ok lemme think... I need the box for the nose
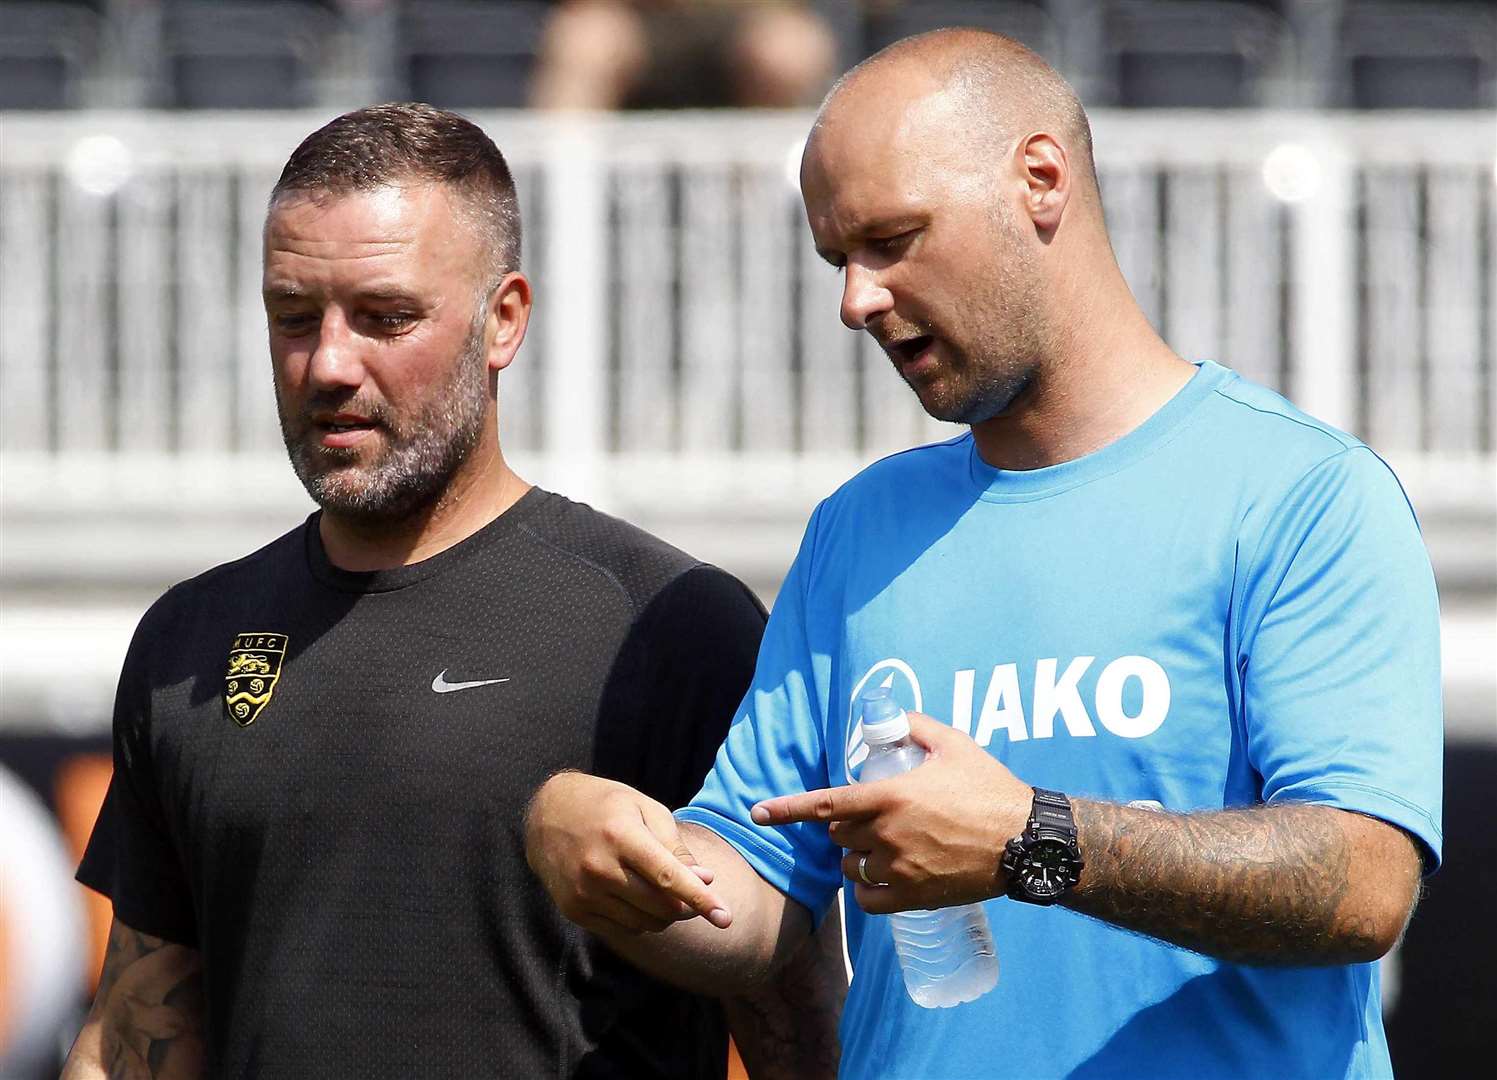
[839,261,893,331]
[305,307,365,392]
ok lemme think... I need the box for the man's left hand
[751,714,1033,913]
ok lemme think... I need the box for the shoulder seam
[1208,384,1361,452]
[679,562,769,618]
[516,521,692,616]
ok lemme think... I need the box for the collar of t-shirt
[964,359,1230,503]
[303,485,551,593]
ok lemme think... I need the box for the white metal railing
[1,110,1493,516]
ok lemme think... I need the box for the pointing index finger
[751,783,880,826]
[617,827,732,929]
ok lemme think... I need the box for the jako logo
[844,655,1172,776]
[845,658,923,780]
[953,656,1171,745]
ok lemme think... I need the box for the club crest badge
[223,632,288,727]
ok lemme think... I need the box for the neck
[317,436,530,572]
[970,252,1196,471]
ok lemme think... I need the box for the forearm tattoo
[724,904,845,1080]
[1063,800,1407,966]
[93,920,206,1079]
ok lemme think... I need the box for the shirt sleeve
[677,506,845,922]
[1237,445,1444,870]
[76,595,199,944]
[601,564,769,810]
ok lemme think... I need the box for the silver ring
[856,852,877,887]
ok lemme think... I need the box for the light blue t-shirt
[678,361,1443,1080]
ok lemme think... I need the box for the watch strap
[1028,788,1075,838]
[1002,788,1084,905]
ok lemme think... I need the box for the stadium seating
[0,1,104,108]
[3,0,1494,112]
[864,0,1062,67]
[157,0,341,109]
[392,0,550,108]
[1341,1,1497,108]
[1103,0,1293,107]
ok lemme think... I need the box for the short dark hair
[270,102,521,283]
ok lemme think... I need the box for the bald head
[812,28,1098,199]
[795,29,1183,449]
[794,29,1134,429]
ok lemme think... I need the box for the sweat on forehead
[811,28,1094,178]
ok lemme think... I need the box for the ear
[484,271,532,373]
[1016,132,1071,235]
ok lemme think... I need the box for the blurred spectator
[0,764,88,1078]
[532,0,838,108]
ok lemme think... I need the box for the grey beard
[280,321,490,524]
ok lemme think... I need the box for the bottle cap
[860,686,910,745]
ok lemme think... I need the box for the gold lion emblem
[223,633,288,727]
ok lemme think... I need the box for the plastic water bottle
[857,686,999,1008]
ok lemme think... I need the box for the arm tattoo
[1062,800,1415,966]
[723,903,845,1080]
[93,920,207,1079]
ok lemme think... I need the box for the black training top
[78,487,768,1079]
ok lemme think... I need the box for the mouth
[312,411,379,449]
[886,334,937,374]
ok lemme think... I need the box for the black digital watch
[1001,788,1084,905]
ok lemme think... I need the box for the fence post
[1288,127,1357,434]
[541,120,608,505]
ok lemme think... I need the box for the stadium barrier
[1,110,1491,514]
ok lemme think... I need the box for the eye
[868,230,917,256]
[370,312,417,334]
[271,312,318,335]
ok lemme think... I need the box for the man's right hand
[525,772,822,1001]
[524,771,734,936]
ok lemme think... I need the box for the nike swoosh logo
[431,670,511,694]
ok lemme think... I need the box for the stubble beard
[904,290,1049,426]
[913,210,1049,426]
[938,315,1046,426]
[279,312,491,524]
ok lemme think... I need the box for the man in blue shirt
[525,28,1441,1080]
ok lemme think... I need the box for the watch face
[1020,839,1078,897]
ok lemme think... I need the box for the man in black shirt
[62,103,844,1080]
